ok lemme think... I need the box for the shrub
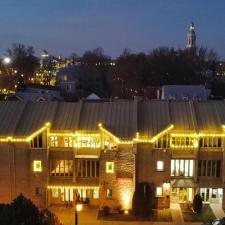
[101,205,110,216]
[193,194,202,213]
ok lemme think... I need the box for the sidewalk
[210,203,225,219]
[170,203,184,225]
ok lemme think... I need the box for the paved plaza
[50,204,203,225]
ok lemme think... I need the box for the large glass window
[171,136,197,148]
[74,136,100,148]
[199,137,222,148]
[198,160,221,177]
[77,159,99,177]
[50,160,73,176]
[171,159,194,177]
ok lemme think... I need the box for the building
[186,21,196,49]
[6,84,62,102]
[56,65,104,99]
[161,85,211,101]
[56,65,79,94]
[0,100,225,211]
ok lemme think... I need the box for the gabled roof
[0,100,225,138]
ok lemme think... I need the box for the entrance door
[171,188,193,202]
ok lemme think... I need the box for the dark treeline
[1,43,224,98]
[0,194,61,225]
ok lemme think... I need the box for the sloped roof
[78,101,137,138]
[161,85,210,100]
[0,100,225,138]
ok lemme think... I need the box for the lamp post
[75,201,82,225]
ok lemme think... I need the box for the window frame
[156,160,164,171]
[33,160,42,172]
[106,162,114,173]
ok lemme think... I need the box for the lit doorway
[172,188,193,202]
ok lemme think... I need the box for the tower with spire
[186,21,196,49]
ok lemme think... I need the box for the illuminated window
[64,137,73,147]
[171,159,194,177]
[107,188,113,198]
[50,136,58,147]
[171,136,197,148]
[50,160,73,176]
[33,160,42,172]
[156,187,163,196]
[93,189,99,199]
[106,162,114,173]
[74,134,101,148]
[52,188,59,198]
[157,161,164,171]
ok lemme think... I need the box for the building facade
[0,100,225,211]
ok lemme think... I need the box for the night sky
[0,0,225,58]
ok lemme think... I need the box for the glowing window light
[106,162,114,173]
[33,160,42,172]
[156,161,164,171]
[156,187,163,196]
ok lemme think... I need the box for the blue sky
[0,0,225,58]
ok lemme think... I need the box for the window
[77,160,99,177]
[35,187,42,196]
[50,136,58,147]
[33,160,42,172]
[200,137,222,148]
[93,189,99,199]
[171,159,194,177]
[50,160,73,176]
[154,134,170,148]
[198,160,221,177]
[106,162,114,173]
[157,161,164,171]
[170,136,197,148]
[156,187,163,196]
[64,137,73,147]
[74,135,101,148]
[52,188,59,198]
[31,134,43,148]
[106,188,113,198]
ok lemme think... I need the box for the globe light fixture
[3,57,11,64]
[75,201,82,225]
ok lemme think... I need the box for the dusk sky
[0,0,225,59]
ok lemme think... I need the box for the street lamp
[3,57,11,64]
[75,201,82,225]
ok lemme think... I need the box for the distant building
[56,65,105,99]
[56,65,78,94]
[7,84,62,102]
[161,85,210,101]
[143,86,161,100]
[186,21,196,49]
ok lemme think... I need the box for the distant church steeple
[186,21,196,49]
